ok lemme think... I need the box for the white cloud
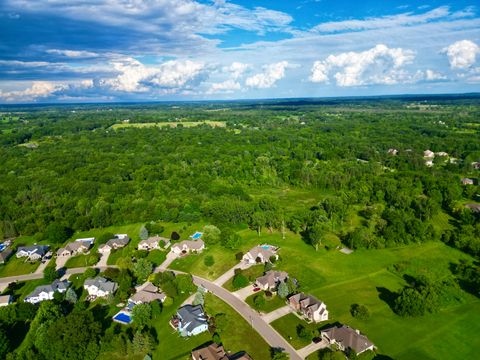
[46,49,99,58]
[207,79,241,94]
[424,69,447,81]
[0,81,66,102]
[102,58,206,92]
[309,44,415,86]
[443,40,479,69]
[246,61,290,88]
[224,62,250,79]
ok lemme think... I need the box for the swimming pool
[0,244,5,252]
[113,311,132,324]
[191,232,203,240]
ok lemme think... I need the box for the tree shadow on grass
[376,287,397,312]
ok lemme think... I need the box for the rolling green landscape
[0,97,479,360]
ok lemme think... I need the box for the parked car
[253,287,261,292]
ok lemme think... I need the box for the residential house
[98,234,130,253]
[129,282,166,305]
[84,277,118,298]
[288,293,328,322]
[425,159,434,167]
[16,245,49,261]
[242,245,278,264]
[435,151,449,157]
[171,239,205,255]
[0,248,13,264]
[174,304,209,337]
[423,150,435,158]
[24,279,70,304]
[0,295,13,307]
[138,236,169,251]
[387,148,398,156]
[321,325,375,355]
[472,162,480,170]
[192,343,228,360]
[465,204,480,213]
[461,178,475,185]
[57,240,92,257]
[255,270,288,291]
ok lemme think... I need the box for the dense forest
[1,98,479,256]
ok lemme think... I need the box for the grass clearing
[0,256,40,277]
[64,252,100,268]
[271,313,318,349]
[111,120,226,130]
[245,291,286,313]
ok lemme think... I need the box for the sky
[0,0,479,103]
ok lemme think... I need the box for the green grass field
[271,313,317,349]
[64,252,100,268]
[0,256,40,277]
[111,120,226,130]
[245,291,286,313]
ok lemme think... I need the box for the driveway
[95,252,109,267]
[212,261,252,286]
[233,285,257,300]
[262,305,292,323]
[154,251,178,272]
[192,274,302,360]
[55,255,71,270]
[297,338,329,358]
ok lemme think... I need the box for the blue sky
[0,0,479,103]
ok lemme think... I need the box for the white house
[424,150,435,158]
[321,325,375,355]
[84,277,118,298]
[175,304,209,337]
[98,234,130,253]
[138,236,168,251]
[57,240,91,257]
[16,245,49,261]
[24,280,70,304]
[243,245,278,264]
[171,240,205,255]
[288,293,328,322]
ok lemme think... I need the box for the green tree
[277,281,289,299]
[133,259,153,281]
[232,273,249,289]
[204,255,215,267]
[132,304,152,329]
[65,288,78,304]
[203,225,221,244]
[44,223,73,244]
[0,328,10,359]
[130,331,153,355]
[350,304,370,320]
[43,266,59,282]
[139,225,149,240]
[253,294,266,308]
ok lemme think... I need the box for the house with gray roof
[84,277,118,298]
[24,279,70,304]
[171,239,205,255]
[288,292,328,322]
[321,325,375,355]
[255,270,289,291]
[57,240,91,257]
[0,248,13,264]
[16,245,49,261]
[243,245,278,264]
[0,295,13,307]
[129,282,166,305]
[98,234,130,253]
[174,304,209,337]
[138,236,169,251]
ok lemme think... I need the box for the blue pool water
[191,232,203,239]
[0,244,5,252]
[261,245,270,249]
[113,312,132,324]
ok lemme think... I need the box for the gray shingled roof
[177,304,208,333]
[322,325,374,354]
[25,279,70,299]
[84,277,118,293]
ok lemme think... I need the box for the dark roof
[17,245,49,256]
[177,304,208,333]
[191,343,228,360]
[322,325,374,354]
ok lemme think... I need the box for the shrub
[170,231,180,241]
[203,225,221,244]
[253,294,266,308]
[350,304,370,320]
[232,273,249,289]
[204,255,215,267]
[235,252,244,261]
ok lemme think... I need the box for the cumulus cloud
[424,69,447,81]
[246,61,290,88]
[102,58,206,92]
[443,40,479,69]
[309,44,415,86]
[224,62,251,79]
[0,81,66,102]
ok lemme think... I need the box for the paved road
[192,274,302,360]
[262,305,292,323]
[297,339,328,358]
[0,257,53,288]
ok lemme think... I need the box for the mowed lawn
[0,256,40,277]
[172,224,479,359]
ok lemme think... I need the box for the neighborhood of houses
[0,229,379,359]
